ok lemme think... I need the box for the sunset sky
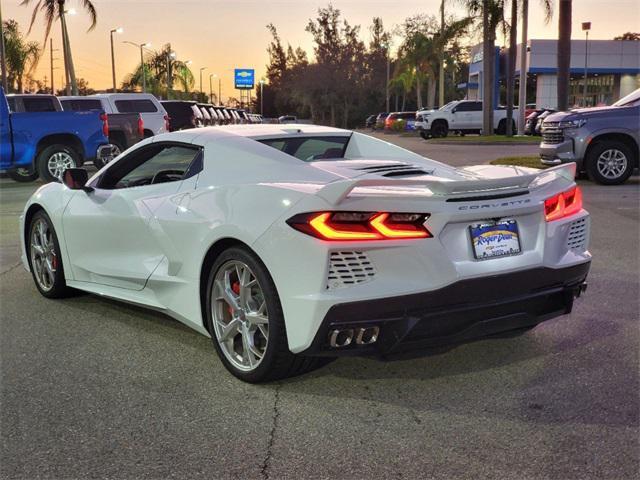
[3,0,639,99]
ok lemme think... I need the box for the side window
[97,144,201,189]
[6,97,16,112]
[114,99,158,113]
[471,102,483,111]
[455,102,471,112]
[22,97,57,112]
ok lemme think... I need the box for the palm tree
[2,19,41,92]
[557,0,572,110]
[504,0,552,136]
[462,0,507,135]
[122,45,194,98]
[390,69,414,111]
[21,0,97,95]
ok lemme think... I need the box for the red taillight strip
[309,213,382,240]
[288,211,431,241]
[370,213,430,239]
[544,186,583,222]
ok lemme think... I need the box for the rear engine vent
[567,217,588,251]
[355,164,432,177]
[327,251,376,289]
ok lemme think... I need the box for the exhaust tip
[329,329,354,348]
[355,326,379,345]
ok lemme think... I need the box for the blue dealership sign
[234,69,255,89]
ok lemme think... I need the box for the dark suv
[160,100,200,131]
[540,89,639,185]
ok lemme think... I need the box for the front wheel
[36,144,80,183]
[431,121,448,138]
[28,211,74,298]
[205,246,328,383]
[586,141,635,185]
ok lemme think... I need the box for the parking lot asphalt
[1,138,638,480]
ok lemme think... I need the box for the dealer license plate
[469,219,521,260]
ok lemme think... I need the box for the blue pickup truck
[0,88,111,183]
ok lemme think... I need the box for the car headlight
[558,119,586,129]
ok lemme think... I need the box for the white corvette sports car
[21,125,591,382]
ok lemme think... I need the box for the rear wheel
[94,140,124,169]
[7,167,38,183]
[36,144,80,183]
[586,141,634,185]
[431,121,448,138]
[205,246,329,383]
[27,211,74,298]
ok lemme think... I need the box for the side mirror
[62,168,90,191]
[451,108,457,113]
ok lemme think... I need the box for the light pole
[212,74,221,104]
[582,22,591,107]
[517,0,529,135]
[199,67,207,99]
[209,73,214,103]
[259,79,265,115]
[124,41,151,93]
[382,42,390,112]
[110,27,123,92]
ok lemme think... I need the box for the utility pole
[50,39,59,94]
[110,27,123,92]
[439,0,445,108]
[0,1,8,92]
[517,0,529,135]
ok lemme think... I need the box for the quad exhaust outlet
[328,326,379,348]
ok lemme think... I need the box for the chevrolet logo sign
[237,71,251,78]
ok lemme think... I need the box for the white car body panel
[21,125,591,355]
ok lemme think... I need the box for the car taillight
[100,113,109,137]
[137,116,144,137]
[544,186,583,222]
[164,114,171,132]
[287,211,431,241]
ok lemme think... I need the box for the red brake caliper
[228,281,241,315]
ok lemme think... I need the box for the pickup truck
[415,100,518,138]
[0,88,110,183]
[540,88,639,185]
[60,96,145,167]
[77,93,169,137]
[6,94,62,112]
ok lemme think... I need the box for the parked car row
[1,91,264,183]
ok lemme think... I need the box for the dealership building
[464,39,640,109]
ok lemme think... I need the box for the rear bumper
[301,262,590,357]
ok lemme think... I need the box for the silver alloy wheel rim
[47,151,75,179]
[30,218,57,292]
[212,260,269,371]
[597,149,627,179]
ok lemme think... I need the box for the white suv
[85,93,169,137]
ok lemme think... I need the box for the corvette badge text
[458,199,531,210]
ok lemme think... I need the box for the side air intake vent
[327,251,376,289]
[567,217,588,251]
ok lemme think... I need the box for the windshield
[613,88,640,107]
[440,101,458,111]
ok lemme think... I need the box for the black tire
[586,141,635,185]
[431,121,448,138]
[94,140,124,169]
[27,210,75,298]
[36,144,80,183]
[7,167,39,182]
[419,130,429,140]
[496,119,515,135]
[205,246,329,383]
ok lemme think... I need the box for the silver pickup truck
[540,89,639,185]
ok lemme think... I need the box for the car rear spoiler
[317,163,576,205]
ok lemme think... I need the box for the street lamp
[212,74,221,105]
[259,79,265,115]
[110,27,124,92]
[199,67,207,98]
[124,41,151,93]
[582,22,591,107]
